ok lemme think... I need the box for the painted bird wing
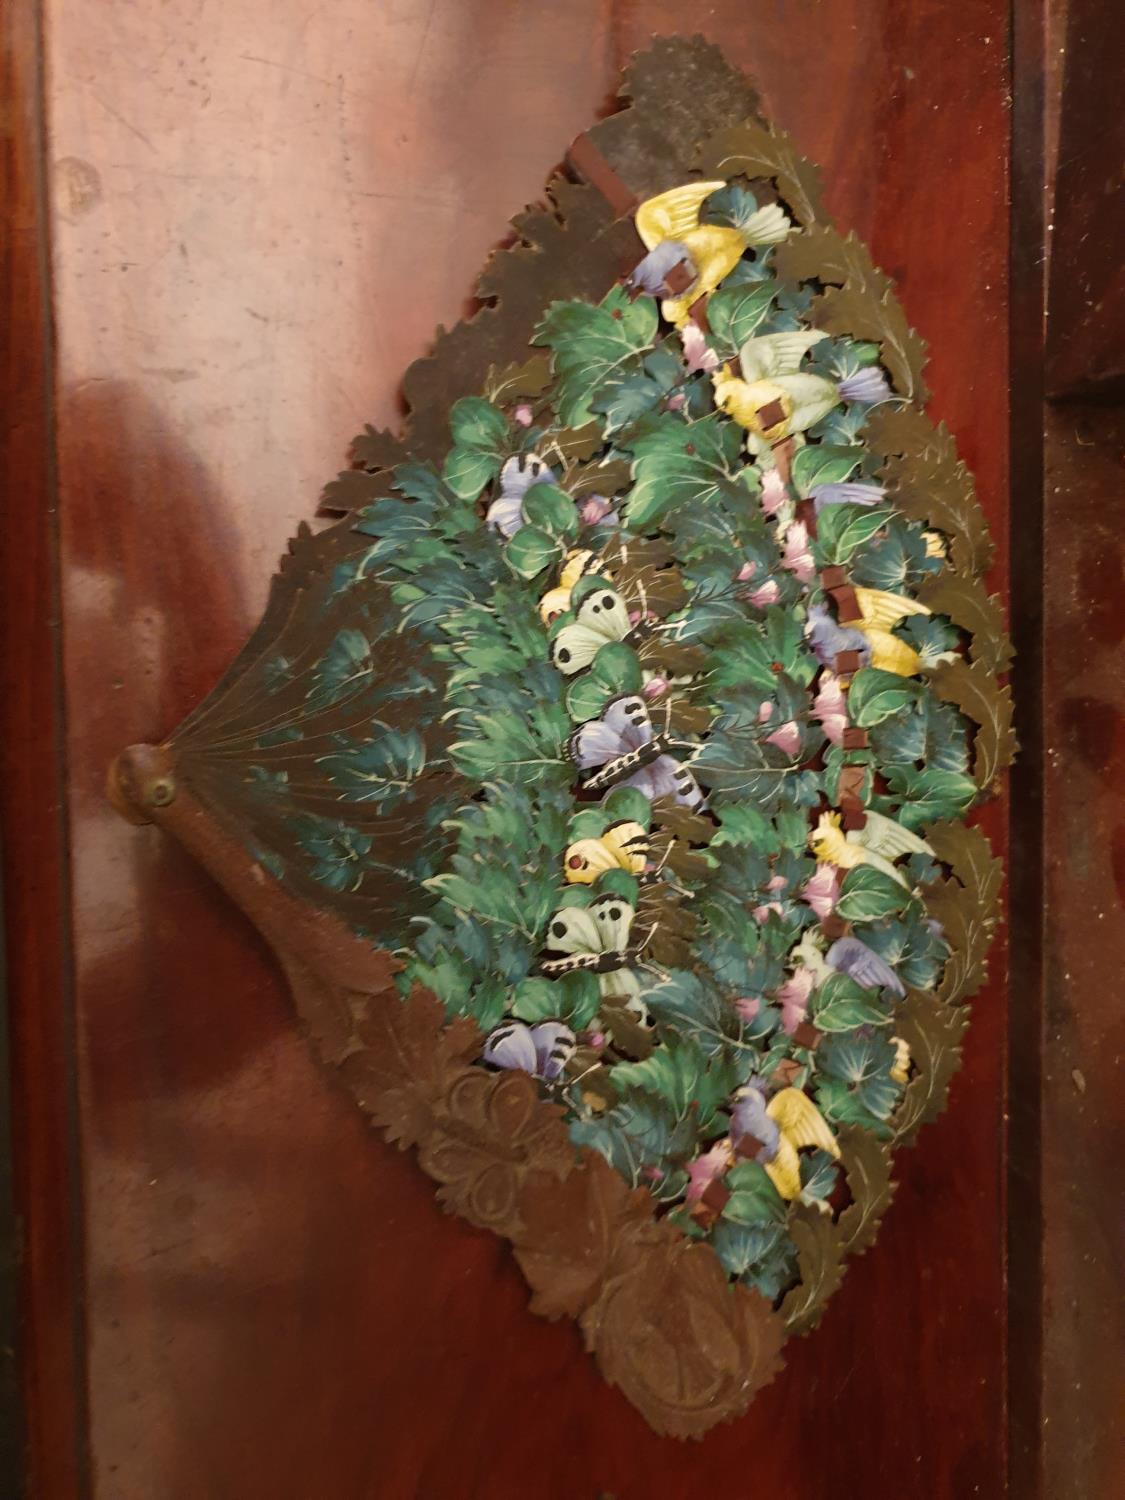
[859,809,934,860]
[767,1088,841,1157]
[738,331,828,381]
[634,180,727,250]
[854,586,932,630]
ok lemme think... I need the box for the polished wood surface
[23,2,1012,1494]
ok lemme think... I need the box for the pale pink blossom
[757,700,775,723]
[685,1140,733,1203]
[781,519,816,583]
[776,967,816,1035]
[765,719,801,757]
[734,996,762,1021]
[737,559,757,581]
[665,392,687,412]
[752,901,784,924]
[513,403,534,427]
[812,669,848,745]
[747,578,780,608]
[760,468,788,517]
[767,874,788,892]
[579,494,615,525]
[642,674,669,700]
[681,323,720,374]
[802,864,841,919]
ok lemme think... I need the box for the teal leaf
[523,482,578,539]
[835,865,910,922]
[624,410,743,530]
[602,785,653,826]
[811,971,893,1031]
[449,395,508,453]
[791,443,864,498]
[815,503,893,565]
[442,446,499,500]
[534,286,657,426]
[503,524,561,580]
[590,642,643,693]
[722,1160,788,1226]
[847,668,925,727]
[706,281,776,353]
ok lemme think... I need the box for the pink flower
[665,392,687,412]
[681,323,720,374]
[737,560,757,581]
[752,901,784,924]
[642,674,669,700]
[735,996,761,1021]
[812,669,848,746]
[580,494,616,525]
[685,1140,733,1203]
[776,967,816,1035]
[765,719,801,756]
[643,1164,666,1182]
[757,700,775,723]
[513,404,534,427]
[747,579,780,608]
[802,864,841,919]
[586,1030,607,1050]
[760,468,788,517]
[767,874,788,892]
[781,520,816,583]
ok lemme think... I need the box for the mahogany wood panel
[39,3,1011,1495]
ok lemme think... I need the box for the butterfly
[550,585,636,675]
[539,894,644,1004]
[569,694,703,808]
[484,451,557,538]
[563,819,649,885]
[538,549,611,626]
[481,1020,576,1082]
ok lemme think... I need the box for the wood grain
[30,2,1012,1494]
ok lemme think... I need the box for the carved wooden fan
[110,36,1012,1438]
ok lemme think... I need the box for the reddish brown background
[6,0,1109,1496]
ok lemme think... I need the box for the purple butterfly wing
[530,1022,577,1081]
[482,1022,538,1073]
[826,937,906,997]
[571,694,652,770]
[639,753,704,809]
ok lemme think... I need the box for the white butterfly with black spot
[539,893,645,1003]
[550,585,635,676]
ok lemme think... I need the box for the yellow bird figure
[809,809,934,889]
[838,585,947,677]
[630,181,791,328]
[711,331,839,451]
[538,549,610,626]
[731,1084,840,1202]
[563,821,649,885]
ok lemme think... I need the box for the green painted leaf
[511,977,561,1023]
[886,765,978,830]
[442,446,499,499]
[603,785,653,826]
[816,503,893,565]
[835,865,909,922]
[811,971,892,1031]
[624,411,743,529]
[449,395,508,453]
[791,443,864,498]
[534,286,657,426]
[565,674,612,723]
[503,524,560,580]
[590,642,643,693]
[722,1161,788,1225]
[847,668,924,726]
[523,482,578,539]
[707,281,776,352]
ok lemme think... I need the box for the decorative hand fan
[110,36,1013,1438]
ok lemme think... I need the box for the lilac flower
[837,367,894,406]
[812,670,848,745]
[579,493,617,526]
[802,864,841,919]
[685,1140,733,1203]
[775,968,816,1036]
[681,323,719,374]
[760,468,788,517]
[765,720,801,757]
[628,239,692,295]
[812,481,886,514]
